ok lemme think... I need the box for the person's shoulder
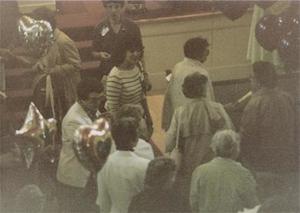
[123,17,139,27]
[94,19,108,30]
[132,153,150,167]
[137,138,151,149]
[108,67,121,78]
[62,103,79,121]
[55,29,74,45]
[193,160,212,176]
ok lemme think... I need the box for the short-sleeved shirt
[92,17,143,78]
[96,151,149,213]
[190,157,259,213]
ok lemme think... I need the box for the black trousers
[56,180,98,213]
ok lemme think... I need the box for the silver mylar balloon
[18,15,54,57]
[73,118,112,172]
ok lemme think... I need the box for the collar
[103,16,127,29]
[53,28,60,41]
[183,57,203,66]
[78,100,98,121]
[115,150,136,156]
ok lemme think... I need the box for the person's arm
[190,169,200,213]
[161,72,175,131]
[165,109,179,153]
[239,170,259,209]
[106,74,122,114]
[240,98,259,147]
[96,171,111,213]
[134,23,151,92]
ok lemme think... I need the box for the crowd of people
[0,1,299,213]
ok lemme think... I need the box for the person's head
[111,117,139,151]
[210,130,240,160]
[184,37,209,62]
[258,191,299,213]
[115,104,144,138]
[182,72,208,99]
[116,104,143,124]
[103,0,125,22]
[144,157,176,190]
[113,35,143,67]
[31,6,56,30]
[14,184,45,213]
[251,61,278,91]
[77,78,104,113]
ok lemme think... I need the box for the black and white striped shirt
[106,66,144,113]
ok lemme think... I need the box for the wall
[17,0,56,13]
[139,11,253,92]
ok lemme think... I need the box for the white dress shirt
[97,151,150,213]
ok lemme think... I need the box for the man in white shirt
[162,37,215,131]
[56,79,105,213]
[97,117,150,213]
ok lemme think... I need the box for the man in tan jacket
[31,7,81,123]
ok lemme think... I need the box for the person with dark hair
[97,117,150,213]
[30,6,81,125]
[92,0,151,92]
[162,36,215,131]
[240,61,297,174]
[56,78,104,213]
[105,36,153,140]
[128,157,183,213]
[190,130,259,213]
[165,72,234,211]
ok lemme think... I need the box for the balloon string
[45,75,56,119]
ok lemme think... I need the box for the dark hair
[31,7,56,30]
[112,35,144,66]
[182,72,208,98]
[76,78,104,101]
[184,37,209,59]
[144,157,176,189]
[111,117,138,150]
[253,61,277,88]
[103,0,125,7]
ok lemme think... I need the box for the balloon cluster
[15,102,57,168]
[214,1,276,21]
[214,1,251,21]
[74,117,112,173]
[18,16,54,57]
[255,8,299,70]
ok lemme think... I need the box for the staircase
[5,11,102,129]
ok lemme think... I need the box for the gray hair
[210,130,240,158]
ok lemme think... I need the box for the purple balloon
[255,15,279,51]
[215,1,250,21]
[278,32,299,71]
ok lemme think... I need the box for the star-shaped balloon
[15,102,57,168]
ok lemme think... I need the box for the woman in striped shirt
[106,36,144,113]
[105,36,153,140]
